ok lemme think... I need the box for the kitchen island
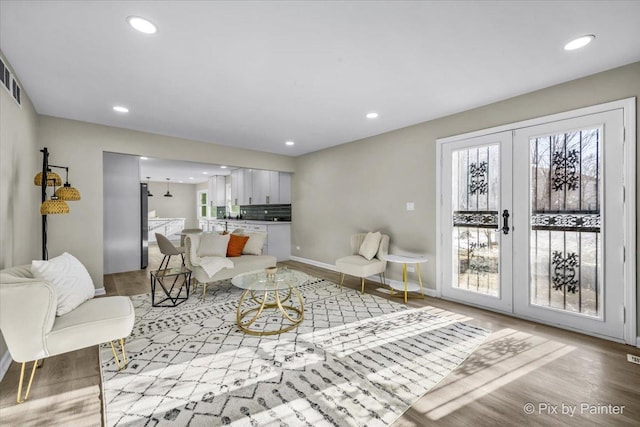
[197,219,291,261]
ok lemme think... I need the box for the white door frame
[435,97,636,345]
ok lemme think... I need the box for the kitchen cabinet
[230,169,291,205]
[208,176,226,208]
[278,172,291,204]
[251,169,276,204]
[230,169,244,206]
[225,220,291,261]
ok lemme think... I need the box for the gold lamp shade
[34,171,62,187]
[55,185,81,201]
[40,199,69,215]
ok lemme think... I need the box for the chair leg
[339,273,344,287]
[180,253,185,266]
[361,277,365,294]
[378,273,385,286]
[159,255,171,271]
[16,360,39,404]
[110,338,128,371]
[201,282,209,301]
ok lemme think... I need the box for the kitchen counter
[222,219,291,225]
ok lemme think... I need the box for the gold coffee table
[231,268,308,336]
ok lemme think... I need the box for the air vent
[0,57,22,107]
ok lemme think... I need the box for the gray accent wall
[103,152,142,274]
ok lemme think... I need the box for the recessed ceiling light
[202,171,209,175]
[366,112,379,119]
[140,156,148,160]
[220,165,227,169]
[127,16,157,34]
[564,35,595,51]
[113,105,129,113]
[179,180,183,183]
[188,177,194,180]
[285,141,295,146]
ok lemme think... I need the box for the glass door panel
[452,145,500,297]
[513,110,625,340]
[529,128,602,317]
[441,131,512,312]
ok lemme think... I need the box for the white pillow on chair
[31,252,95,316]
[358,232,382,261]
[197,232,230,257]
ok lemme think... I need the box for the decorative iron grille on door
[452,145,500,296]
[529,128,602,317]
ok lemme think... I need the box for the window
[197,189,208,218]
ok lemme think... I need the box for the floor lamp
[35,147,81,260]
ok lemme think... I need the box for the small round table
[383,254,427,303]
[231,268,308,336]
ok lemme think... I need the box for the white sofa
[184,234,276,299]
[0,265,134,403]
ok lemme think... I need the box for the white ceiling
[140,156,231,184]
[1,1,639,157]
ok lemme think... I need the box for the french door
[441,131,513,312]
[440,108,628,341]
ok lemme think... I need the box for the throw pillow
[197,232,230,257]
[358,231,382,261]
[227,234,250,257]
[242,232,267,255]
[31,252,95,316]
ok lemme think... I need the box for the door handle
[502,209,510,235]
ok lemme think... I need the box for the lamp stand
[40,147,49,260]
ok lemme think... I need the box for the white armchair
[0,265,135,403]
[335,233,389,294]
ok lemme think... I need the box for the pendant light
[164,178,173,197]
[55,168,81,201]
[146,177,153,197]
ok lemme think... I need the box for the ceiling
[140,156,231,184]
[1,1,639,157]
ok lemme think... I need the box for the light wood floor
[1,245,638,426]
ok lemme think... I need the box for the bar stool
[155,233,185,270]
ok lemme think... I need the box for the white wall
[148,181,198,228]
[38,116,295,286]
[103,152,142,274]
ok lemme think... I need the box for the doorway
[437,99,636,343]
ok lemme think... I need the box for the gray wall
[103,152,142,274]
[148,181,198,228]
[293,61,640,331]
[0,51,40,379]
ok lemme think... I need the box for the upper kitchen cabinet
[230,169,245,206]
[231,168,291,205]
[279,172,291,204]
[207,176,226,207]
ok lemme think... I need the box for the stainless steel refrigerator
[140,183,148,269]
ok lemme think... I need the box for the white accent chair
[335,233,389,293]
[0,265,135,404]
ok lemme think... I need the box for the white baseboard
[0,349,12,382]
[289,256,338,272]
[94,287,106,296]
[289,256,438,297]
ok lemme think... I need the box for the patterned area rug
[101,276,489,426]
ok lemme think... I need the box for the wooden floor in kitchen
[1,245,638,426]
